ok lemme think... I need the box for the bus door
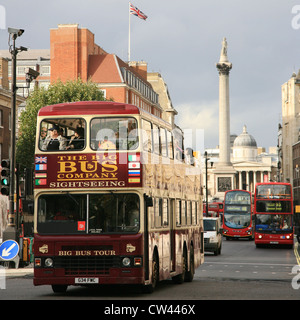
[144,195,153,281]
[170,199,176,272]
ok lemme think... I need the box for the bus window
[167,130,174,159]
[153,124,160,155]
[154,198,162,227]
[192,201,197,225]
[182,200,186,225]
[39,118,85,151]
[187,201,192,225]
[90,117,138,150]
[89,193,139,233]
[141,119,152,153]
[37,193,140,234]
[176,200,182,226]
[161,128,167,157]
[163,199,168,227]
[173,127,184,161]
[37,194,87,234]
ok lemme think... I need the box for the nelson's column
[214,38,236,198]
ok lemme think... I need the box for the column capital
[216,62,232,75]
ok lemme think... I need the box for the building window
[40,66,50,75]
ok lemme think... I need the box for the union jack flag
[35,156,47,164]
[129,2,148,20]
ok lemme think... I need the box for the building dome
[233,125,257,148]
[232,125,258,162]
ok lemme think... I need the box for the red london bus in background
[203,202,224,218]
[223,190,253,240]
[254,182,294,248]
[33,101,204,293]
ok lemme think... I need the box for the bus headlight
[45,258,54,267]
[122,257,131,267]
[258,235,263,239]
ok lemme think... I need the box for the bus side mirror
[144,194,153,207]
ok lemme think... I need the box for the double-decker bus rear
[203,202,223,217]
[254,182,293,248]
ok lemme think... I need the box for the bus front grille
[55,256,120,275]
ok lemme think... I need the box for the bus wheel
[143,253,159,293]
[172,250,187,284]
[51,285,68,293]
[185,246,194,282]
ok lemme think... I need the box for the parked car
[203,217,222,255]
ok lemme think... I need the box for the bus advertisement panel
[254,182,293,248]
[33,101,204,293]
[223,190,253,240]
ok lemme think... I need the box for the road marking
[204,262,295,267]
[294,241,300,265]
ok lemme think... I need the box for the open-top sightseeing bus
[254,182,293,248]
[223,190,253,240]
[33,101,204,293]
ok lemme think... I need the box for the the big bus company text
[223,190,253,240]
[33,101,204,293]
[254,182,293,248]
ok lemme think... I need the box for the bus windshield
[90,117,138,150]
[255,214,293,233]
[224,211,251,229]
[256,184,291,199]
[37,193,140,234]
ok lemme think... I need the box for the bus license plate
[270,241,279,244]
[75,278,99,284]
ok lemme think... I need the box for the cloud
[176,101,219,150]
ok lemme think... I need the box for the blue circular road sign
[0,240,19,261]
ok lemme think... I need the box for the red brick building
[50,24,162,118]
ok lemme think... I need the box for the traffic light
[1,159,10,196]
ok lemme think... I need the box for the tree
[16,78,106,169]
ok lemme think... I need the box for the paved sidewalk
[0,262,33,278]
[4,267,33,278]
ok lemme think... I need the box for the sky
[0,0,299,152]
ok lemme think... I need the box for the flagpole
[128,2,131,62]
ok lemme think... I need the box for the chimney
[128,61,148,81]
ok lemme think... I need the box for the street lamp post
[204,151,209,213]
[2,28,26,241]
[3,28,39,242]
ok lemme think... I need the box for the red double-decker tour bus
[223,190,253,240]
[33,101,204,293]
[254,182,293,248]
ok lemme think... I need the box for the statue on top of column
[216,37,232,75]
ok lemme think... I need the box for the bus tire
[172,250,187,284]
[185,246,194,282]
[51,285,68,293]
[143,252,159,293]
